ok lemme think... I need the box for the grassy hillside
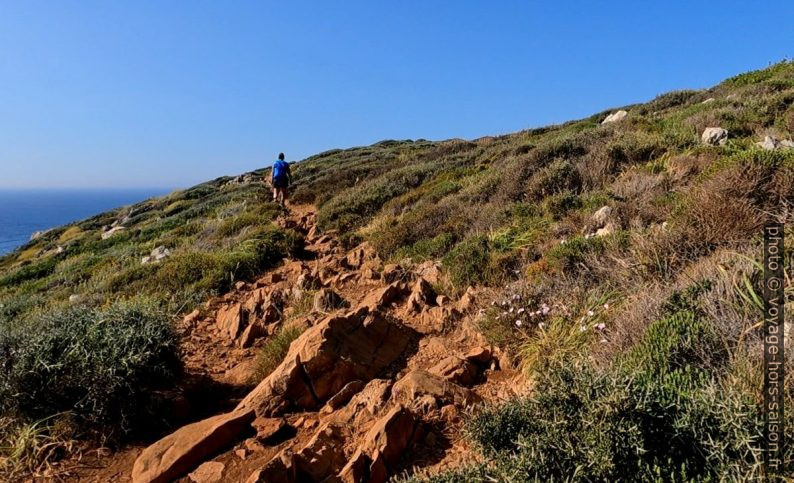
[2,61,794,478]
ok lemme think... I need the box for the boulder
[338,405,419,482]
[237,307,410,416]
[101,226,126,240]
[142,246,171,265]
[415,306,459,334]
[429,356,479,386]
[131,408,255,483]
[216,303,245,340]
[591,205,612,226]
[188,461,224,483]
[245,449,295,483]
[251,417,286,442]
[381,264,404,283]
[406,277,436,312]
[414,260,443,285]
[464,346,493,364]
[327,379,393,427]
[238,319,267,348]
[321,380,366,413]
[601,110,628,124]
[758,135,779,150]
[312,287,347,313]
[391,370,480,411]
[359,282,406,311]
[457,286,477,312]
[595,221,618,237]
[701,127,728,146]
[294,423,347,481]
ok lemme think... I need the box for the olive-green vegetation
[2,62,794,478]
[0,177,303,475]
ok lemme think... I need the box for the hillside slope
[1,62,793,480]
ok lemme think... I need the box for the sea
[0,188,173,256]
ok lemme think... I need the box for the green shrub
[451,309,768,482]
[545,235,605,272]
[442,236,492,288]
[254,325,306,382]
[0,299,180,437]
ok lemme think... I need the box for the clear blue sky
[1,1,791,189]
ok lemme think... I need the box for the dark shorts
[273,176,289,189]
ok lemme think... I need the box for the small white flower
[540,303,550,315]
[515,320,523,327]
[600,338,608,344]
[579,325,587,332]
[512,294,520,301]
[587,310,595,317]
[560,239,566,245]
[509,307,514,313]
[538,322,547,330]
[603,303,610,309]
[517,307,525,314]
[595,322,606,331]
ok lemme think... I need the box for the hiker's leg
[282,187,289,206]
[273,187,278,202]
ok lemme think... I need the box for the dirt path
[61,205,521,483]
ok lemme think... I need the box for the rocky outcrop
[141,246,171,265]
[238,307,411,416]
[601,110,628,124]
[339,405,420,483]
[391,369,480,412]
[701,127,728,146]
[756,135,794,150]
[132,408,255,483]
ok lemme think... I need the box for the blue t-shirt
[272,160,289,181]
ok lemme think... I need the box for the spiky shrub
[0,299,180,437]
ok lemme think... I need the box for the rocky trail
[68,205,522,483]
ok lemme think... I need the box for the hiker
[270,152,292,206]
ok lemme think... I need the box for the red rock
[321,380,365,413]
[381,264,403,283]
[235,281,247,290]
[415,306,460,334]
[327,379,393,427]
[359,282,406,311]
[458,286,477,312]
[183,309,201,327]
[235,449,248,460]
[245,449,295,483]
[131,408,255,483]
[238,319,266,348]
[465,346,493,364]
[251,417,285,442]
[415,260,443,285]
[429,356,479,386]
[338,406,419,482]
[391,370,480,411]
[238,308,409,416]
[406,277,436,313]
[239,308,408,416]
[188,461,224,483]
[216,303,244,340]
[294,423,346,481]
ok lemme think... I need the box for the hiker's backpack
[272,160,288,180]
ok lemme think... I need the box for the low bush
[254,325,306,382]
[0,299,180,437]
[452,309,770,481]
[442,236,492,288]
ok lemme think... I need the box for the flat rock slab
[132,408,255,483]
